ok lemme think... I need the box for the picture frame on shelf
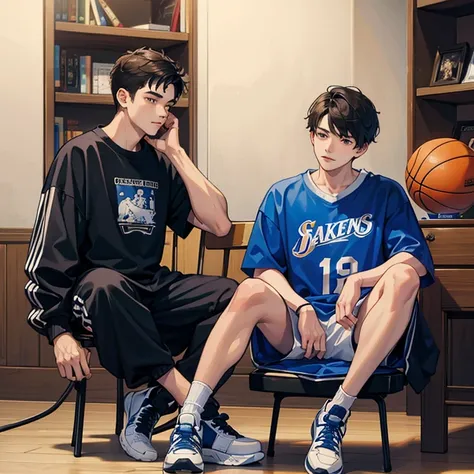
[452,120,474,151]
[462,50,474,84]
[429,42,469,86]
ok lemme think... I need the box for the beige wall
[0,1,422,227]
[353,0,427,218]
[198,0,425,220]
[198,0,354,221]
[0,0,44,228]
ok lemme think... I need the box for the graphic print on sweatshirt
[115,177,158,235]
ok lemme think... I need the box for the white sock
[326,386,357,412]
[180,381,213,427]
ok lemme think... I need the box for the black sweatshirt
[24,126,194,344]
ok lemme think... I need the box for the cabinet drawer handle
[425,232,435,242]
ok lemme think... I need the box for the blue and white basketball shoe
[119,387,176,462]
[305,400,351,474]
[163,404,264,472]
[201,412,264,465]
[163,413,204,473]
[120,387,161,461]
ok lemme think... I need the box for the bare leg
[194,278,294,389]
[157,368,191,406]
[342,263,420,396]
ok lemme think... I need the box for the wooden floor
[0,401,473,473]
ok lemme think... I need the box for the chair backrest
[197,222,254,277]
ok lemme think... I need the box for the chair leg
[267,393,284,457]
[374,395,392,473]
[73,379,87,458]
[71,385,80,447]
[115,378,124,436]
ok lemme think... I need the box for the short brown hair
[305,85,380,148]
[110,47,187,111]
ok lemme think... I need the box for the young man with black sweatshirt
[24,47,263,466]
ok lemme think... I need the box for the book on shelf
[132,24,171,31]
[93,63,114,94]
[54,117,85,154]
[90,0,107,26]
[54,45,112,95]
[151,0,184,32]
[55,0,123,27]
[55,0,186,32]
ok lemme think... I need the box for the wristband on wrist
[295,302,312,315]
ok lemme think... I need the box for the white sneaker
[305,400,350,474]
[163,413,204,473]
[119,387,161,462]
[201,413,264,466]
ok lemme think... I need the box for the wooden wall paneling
[0,365,407,411]
[0,245,6,365]
[6,243,39,367]
[0,366,119,403]
[39,337,56,368]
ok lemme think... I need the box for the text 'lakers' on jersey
[242,169,435,322]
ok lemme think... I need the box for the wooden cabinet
[411,220,474,453]
[407,0,474,452]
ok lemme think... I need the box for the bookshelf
[55,21,189,50]
[407,0,474,453]
[44,0,197,176]
[56,92,189,107]
[416,82,474,103]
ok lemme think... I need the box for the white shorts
[282,296,368,362]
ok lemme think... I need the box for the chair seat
[249,369,407,398]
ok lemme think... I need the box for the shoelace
[134,405,160,437]
[313,414,344,452]
[210,413,242,438]
[172,424,202,452]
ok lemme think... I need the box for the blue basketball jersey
[241,168,435,322]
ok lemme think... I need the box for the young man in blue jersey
[162,86,437,474]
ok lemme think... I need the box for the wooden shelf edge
[417,83,474,97]
[0,228,32,243]
[56,92,189,107]
[417,0,474,14]
[55,21,189,42]
[417,0,451,7]
[419,219,474,227]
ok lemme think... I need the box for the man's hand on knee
[298,306,326,359]
[53,333,92,382]
[336,275,361,330]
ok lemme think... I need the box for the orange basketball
[405,138,474,214]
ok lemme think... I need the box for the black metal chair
[197,222,408,473]
[248,369,405,473]
[0,232,180,457]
